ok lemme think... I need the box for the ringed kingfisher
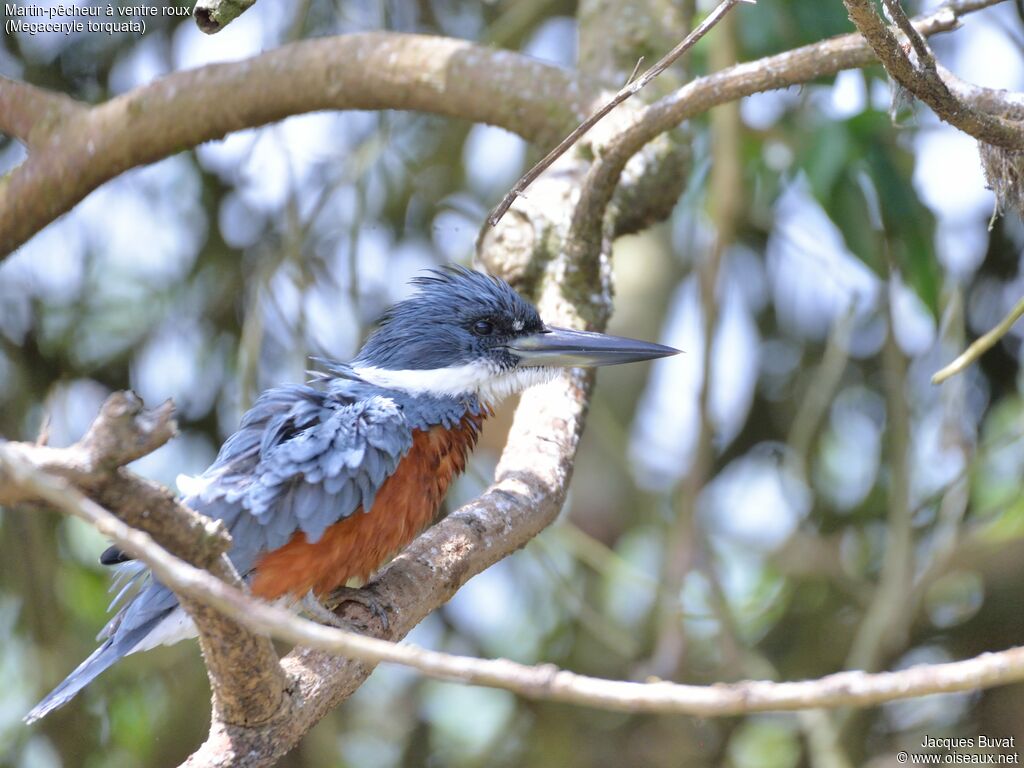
[26,266,677,722]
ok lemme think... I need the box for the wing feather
[185,385,413,571]
[101,384,416,578]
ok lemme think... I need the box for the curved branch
[487,0,749,227]
[943,66,1024,121]
[9,429,1024,736]
[0,32,587,257]
[564,0,992,266]
[843,0,1024,148]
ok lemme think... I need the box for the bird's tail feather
[24,601,173,723]
[24,640,125,723]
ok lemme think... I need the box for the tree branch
[486,0,752,227]
[843,0,1024,149]
[0,392,287,726]
[942,65,1024,121]
[183,279,607,765]
[560,0,991,290]
[0,33,588,257]
[9,438,1024,729]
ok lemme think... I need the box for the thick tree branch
[0,393,222,554]
[0,33,587,257]
[8,429,1024,733]
[0,392,286,726]
[843,0,1024,149]
[943,66,1024,121]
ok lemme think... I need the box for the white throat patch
[352,362,559,405]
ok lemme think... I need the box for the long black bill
[508,326,680,368]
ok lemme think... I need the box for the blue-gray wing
[27,383,415,723]
[190,384,414,575]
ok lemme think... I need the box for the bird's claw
[316,586,390,634]
[300,592,349,629]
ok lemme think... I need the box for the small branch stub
[193,0,258,33]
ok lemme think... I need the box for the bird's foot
[299,591,350,629]
[325,585,389,634]
[303,585,391,634]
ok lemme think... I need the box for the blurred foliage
[3,0,1024,767]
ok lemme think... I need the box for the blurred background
[2,0,1024,766]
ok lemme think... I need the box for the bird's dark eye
[472,319,494,336]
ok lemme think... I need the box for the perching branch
[187,361,602,761]
[0,392,287,727]
[932,296,1024,384]
[8,437,1024,725]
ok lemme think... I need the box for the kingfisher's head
[352,266,678,404]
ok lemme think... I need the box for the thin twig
[486,0,754,227]
[882,0,937,71]
[932,296,1024,383]
[844,296,913,674]
[625,57,646,87]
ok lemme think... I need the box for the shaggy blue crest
[354,266,544,370]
